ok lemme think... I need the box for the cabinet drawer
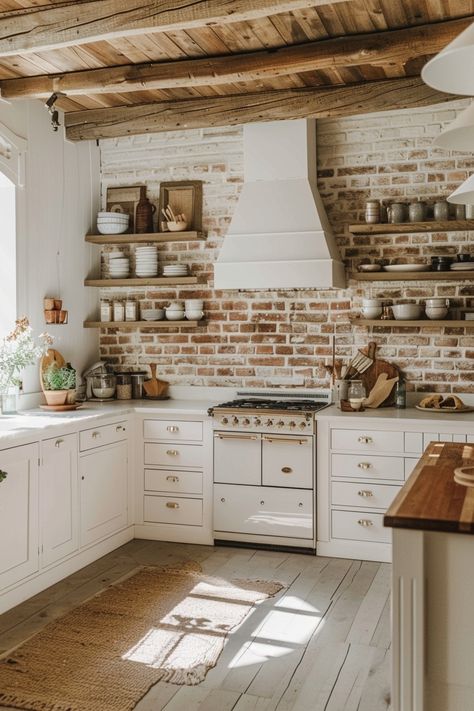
[262,435,313,489]
[143,420,203,442]
[331,510,390,544]
[79,421,127,452]
[144,495,202,526]
[144,469,202,495]
[331,481,401,510]
[331,428,404,454]
[331,453,404,481]
[42,432,77,456]
[144,442,203,469]
[214,484,313,539]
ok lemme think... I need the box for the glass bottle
[395,377,406,409]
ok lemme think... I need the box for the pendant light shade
[422,22,474,95]
[447,174,474,205]
[434,101,474,151]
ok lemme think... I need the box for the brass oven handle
[358,519,374,527]
[214,433,258,441]
[281,467,293,474]
[166,502,180,509]
[263,437,307,445]
[166,475,179,483]
[357,462,372,470]
[358,490,374,497]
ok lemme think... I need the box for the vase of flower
[1,384,19,415]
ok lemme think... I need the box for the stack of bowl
[97,211,129,235]
[185,299,204,320]
[425,298,449,320]
[108,253,130,279]
[165,302,185,320]
[135,246,158,277]
[361,298,383,319]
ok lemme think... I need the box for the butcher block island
[385,442,474,711]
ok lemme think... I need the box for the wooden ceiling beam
[0,0,352,57]
[64,77,457,141]
[1,16,470,99]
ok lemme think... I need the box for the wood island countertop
[384,441,474,535]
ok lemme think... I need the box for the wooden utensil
[344,348,374,380]
[143,364,169,398]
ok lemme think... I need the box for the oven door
[214,431,261,485]
[262,434,313,489]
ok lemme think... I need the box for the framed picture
[159,180,203,232]
[106,185,145,233]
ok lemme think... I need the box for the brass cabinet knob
[358,519,374,527]
[358,490,374,497]
[358,436,373,444]
[166,502,180,509]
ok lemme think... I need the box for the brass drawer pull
[55,438,64,448]
[116,425,125,432]
[357,462,372,470]
[166,502,180,509]
[167,425,180,433]
[358,436,373,444]
[358,490,374,497]
[166,449,179,456]
[92,431,101,439]
[166,475,179,483]
[282,466,293,474]
[358,519,374,527]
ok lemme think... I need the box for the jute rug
[0,561,283,711]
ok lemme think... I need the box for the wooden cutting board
[360,344,399,407]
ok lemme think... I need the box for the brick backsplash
[99,100,474,393]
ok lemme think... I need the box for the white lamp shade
[422,22,474,95]
[448,174,474,204]
[434,101,474,151]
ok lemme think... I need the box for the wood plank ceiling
[0,0,471,139]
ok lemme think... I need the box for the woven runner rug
[0,562,283,711]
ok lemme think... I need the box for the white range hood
[214,119,345,290]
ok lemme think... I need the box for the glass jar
[395,378,406,409]
[348,380,366,411]
[100,300,112,322]
[116,373,132,400]
[1,384,19,414]
[125,299,138,322]
[113,300,125,322]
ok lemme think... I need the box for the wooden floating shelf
[85,231,205,244]
[352,319,474,328]
[84,277,198,287]
[349,220,474,235]
[84,320,204,329]
[351,271,474,282]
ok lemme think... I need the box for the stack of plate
[454,466,474,488]
[451,262,474,271]
[108,254,130,279]
[163,264,189,277]
[135,246,158,278]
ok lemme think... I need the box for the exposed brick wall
[99,100,474,393]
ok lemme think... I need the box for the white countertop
[317,404,474,424]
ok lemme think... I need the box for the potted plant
[42,363,76,406]
[0,317,52,414]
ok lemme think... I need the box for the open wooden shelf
[351,271,474,282]
[352,319,474,328]
[349,220,474,235]
[84,320,204,329]
[85,231,204,244]
[84,276,198,287]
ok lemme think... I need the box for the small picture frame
[159,180,203,232]
[106,185,146,233]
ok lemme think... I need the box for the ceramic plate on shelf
[450,262,474,270]
[384,264,431,272]
[358,264,382,272]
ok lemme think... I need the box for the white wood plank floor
[0,541,392,711]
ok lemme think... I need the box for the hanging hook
[44,92,65,132]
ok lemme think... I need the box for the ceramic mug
[408,201,427,222]
[387,203,407,223]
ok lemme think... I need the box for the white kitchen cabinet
[40,434,78,567]
[0,443,39,590]
[80,441,128,547]
[144,442,204,469]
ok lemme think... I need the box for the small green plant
[43,363,76,391]
[0,470,7,483]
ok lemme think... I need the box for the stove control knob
[265,419,273,427]
[289,421,296,428]
[299,422,307,429]
[254,418,261,426]
[221,417,228,425]
[277,420,285,428]
[232,416,239,425]
[243,418,250,426]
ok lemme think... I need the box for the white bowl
[98,210,129,219]
[185,310,204,320]
[392,303,423,320]
[141,309,164,321]
[425,307,448,320]
[361,307,382,319]
[165,310,185,321]
[185,299,203,309]
[97,223,129,235]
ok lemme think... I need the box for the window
[0,169,16,338]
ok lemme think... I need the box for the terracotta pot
[43,390,69,406]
